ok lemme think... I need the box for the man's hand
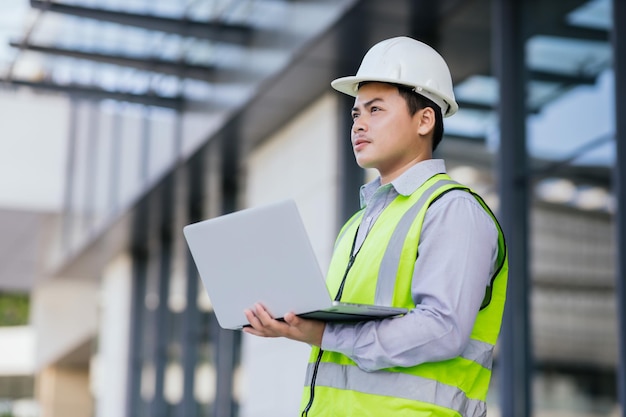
[243,303,325,346]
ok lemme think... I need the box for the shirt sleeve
[320,190,499,372]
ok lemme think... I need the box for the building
[0,0,622,416]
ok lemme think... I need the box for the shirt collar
[359,159,447,208]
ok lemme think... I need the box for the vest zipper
[301,348,324,417]
[302,230,360,416]
[333,253,357,302]
[334,226,361,302]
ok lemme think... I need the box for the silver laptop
[183,199,407,330]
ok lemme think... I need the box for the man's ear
[416,107,436,137]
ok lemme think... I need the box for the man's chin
[354,155,376,170]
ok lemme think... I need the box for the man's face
[350,82,431,183]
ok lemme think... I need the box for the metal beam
[493,0,532,416]
[29,0,253,44]
[9,41,216,81]
[529,132,614,180]
[529,69,597,86]
[535,21,609,42]
[454,100,494,112]
[453,98,542,115]
[612,0,626,412]
[4,79,184,109]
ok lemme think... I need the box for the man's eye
[371,106,380,112]
[351,113,359,120]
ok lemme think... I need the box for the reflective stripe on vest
[305,340,494,415]
[462,338,495,370]
[307,361,487,417]
[375,179,459,305]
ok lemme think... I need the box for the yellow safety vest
[300,173,508,417]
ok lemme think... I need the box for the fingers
[253,303,276,326]
[243,304,287,338]
[243,305,324,346]
[243,308,262,329]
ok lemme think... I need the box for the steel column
[125,247,148,417]
[337,92,364,224]
[211,132,241,417]
[178,121,201,417]
[61,99,78,250]
[493,0,532,416]
[109,109,122,213]
[612,0,626,411]
[140,108,151,185]
[151,227,172,417]
[84,102,99,232]
[335,18,366,225]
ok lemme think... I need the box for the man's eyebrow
[352,97,384,112]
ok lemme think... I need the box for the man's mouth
[353,137,370,150]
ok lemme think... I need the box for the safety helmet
[331,36,458,117]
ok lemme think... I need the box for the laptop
[183,199,407,330]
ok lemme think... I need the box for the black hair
[395,84,445,151]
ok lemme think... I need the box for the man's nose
[353,116,367,132]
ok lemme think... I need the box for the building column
[493,0,532,416]
[612,0,626,411]
[335,21,366,226]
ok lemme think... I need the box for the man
[244,36,508,417]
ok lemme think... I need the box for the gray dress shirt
[320,159,499,372]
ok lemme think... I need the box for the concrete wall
[36,365,92,417]
[0,92,68,212]
[239,93,340,417]
[30,279,98,370]
[0,91,69,292]
[92,253,133,417]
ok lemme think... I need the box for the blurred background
[0,0,620,416]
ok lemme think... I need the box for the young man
[244,36,508,417]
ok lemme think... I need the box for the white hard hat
[331,36,458,117]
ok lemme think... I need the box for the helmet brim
[330,75,459,118]
[331,75,397,97]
